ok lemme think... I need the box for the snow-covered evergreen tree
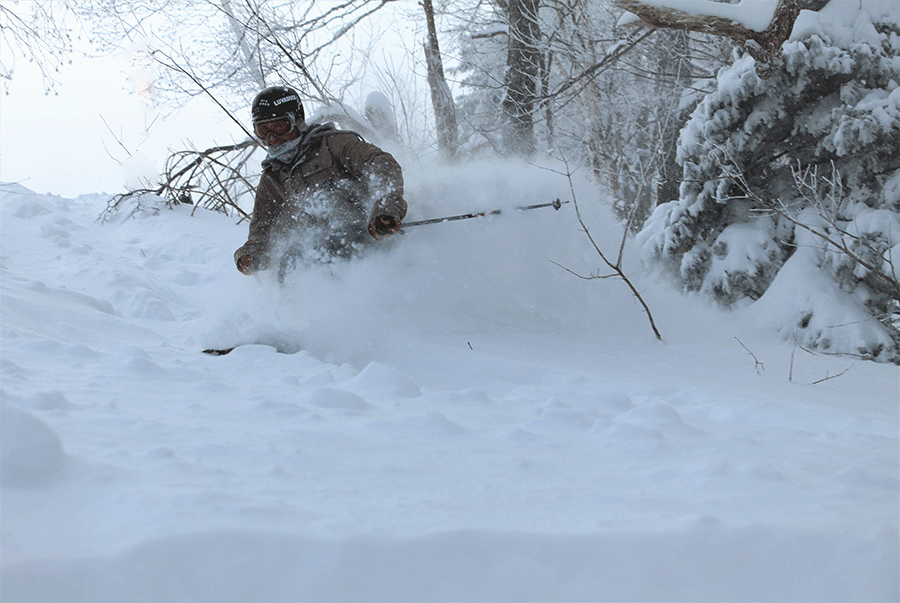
[638,2,900,362]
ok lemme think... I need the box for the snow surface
[1,160,898,601]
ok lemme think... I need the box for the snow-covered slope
[1,162,897,601]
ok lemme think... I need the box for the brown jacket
[235,124,406,270]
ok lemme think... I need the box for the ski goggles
[253,114,297,140]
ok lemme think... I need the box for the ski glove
[237,255,254,275]
[369,215,401,239]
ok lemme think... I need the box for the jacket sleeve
[234,170,283,270]
[327,133,407,222]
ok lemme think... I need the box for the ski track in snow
[1,165,897,601]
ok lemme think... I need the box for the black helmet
[251,86,304,124]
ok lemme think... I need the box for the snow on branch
[616,0,803,78]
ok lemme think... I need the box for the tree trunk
[654,30,692,207]
[422,0,459,161]
[502,0,541,156]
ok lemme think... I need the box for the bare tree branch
[1,0,81,92]
[547,157,663,341]
[543,27,656,101]
[721,161,900,307]
[102,139,258,222]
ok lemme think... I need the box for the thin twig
[789,344,796,382]
[735,337,764,373]
[719,151,900,306]
[811,365,852,384]
[547,157,663,341]
[549,260,619,280]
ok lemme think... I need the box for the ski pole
[402,198,568,228]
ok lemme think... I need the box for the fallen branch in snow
[735,337,765,374]
[790,343,854,384]
[615,0,803,78]
[810,364,852,385]
[101,139,258,222]
[100,49,263,222]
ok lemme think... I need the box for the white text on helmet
[274,95,298,106]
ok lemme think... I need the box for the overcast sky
[0,41,245,198]
[1,11,251,199]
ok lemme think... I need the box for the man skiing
[234,85,406,276]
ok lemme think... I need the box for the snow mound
[745,222,898,361]
[1,405,66,487]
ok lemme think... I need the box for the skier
[234,85,406,276]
